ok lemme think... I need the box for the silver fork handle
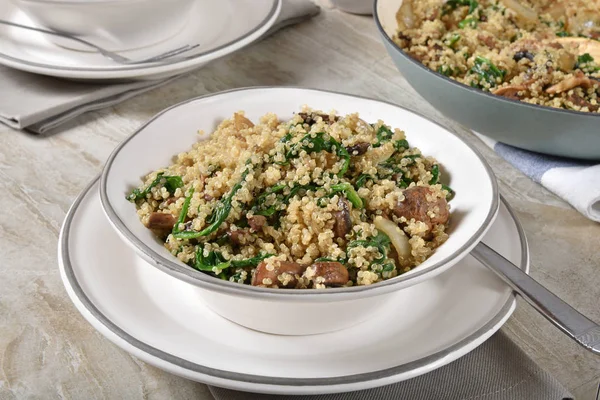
[472,242,600,354]
[0,19,129,62]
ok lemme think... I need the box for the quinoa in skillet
[127,109,453,289]
[394,0,600,112]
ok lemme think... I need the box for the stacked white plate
[58,88,529,395]
[0,0,282,80]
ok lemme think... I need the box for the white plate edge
[0,0,282,80]
[57,176,529,395]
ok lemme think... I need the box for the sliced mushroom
[546,71,597,94]
[252,261,306,288]
[309,262,349,287]
[248,215,267,232]
[567,93,600,112]
[147,212,176,231]
[345,142,370,156]
[393,186,449,229]
[227,229,248,246]
[493,85,529,99]
[478,34,496,49]
[333,198,352,238]
[555,37,600,61]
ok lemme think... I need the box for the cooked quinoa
[394,0,600,112]
[128,109,454,289]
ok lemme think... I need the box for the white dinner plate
[0,0,281,81]
[58,178,528,395]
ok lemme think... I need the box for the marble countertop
[1,2,599,399]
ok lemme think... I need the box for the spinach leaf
[429,165,440,185]
[252,184,287,216]
[283,184,319,203]
[286,132,350,176]
[442,184,456,201]
[329,182,364,208]
[355,173,374,188]
[173,163,252,239]
[193,246,273,273]
[382,263,395,272]
[445,33,461,49]
[374,125,394,147]
[171,187,194,235]
[315,257,347,264]
[469,56,506,88]
[394,139,409,151]
[437,65,454,77]
[576,53,600,72]
[348,232,392,264]
[578,53,594,64]
[458,16,478,29]
[127,172,183,202]
[442,0,478,15]
[192,245,231,272]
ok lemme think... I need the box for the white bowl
[10,0,196,52]
[100,87,499,335]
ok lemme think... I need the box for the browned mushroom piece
[147,212,176,231]
[248,215,267,232]
[333,198,352,238]
[227,229,247,246]
[233,113,254,130]
[492,85,529,100]
[567,93,600,112]
[546,71,596,94]
[345,142,371,156]
[556,36,600,61]
[251,261,306,288]
[393,186,449,230]
[309,262,349,287]
[297,112,339,125]
[477,34,496,49]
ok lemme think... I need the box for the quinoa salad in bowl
[393,0,600,112]
[127,109,454,289]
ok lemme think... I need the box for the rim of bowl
[100,86,499,301]
[373,0,600,120]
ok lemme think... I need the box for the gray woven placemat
[0,0,320,134]
[208,331,573,400]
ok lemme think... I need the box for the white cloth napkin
[475,133,600,222]
[0,0,320,134]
